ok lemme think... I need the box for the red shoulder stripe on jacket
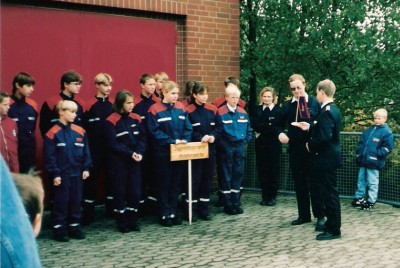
[71,124,86,136]
[106,113,121,126]
[45,124,62,139]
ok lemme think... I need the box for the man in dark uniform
[297,79,342,240]
[276,74,325,230]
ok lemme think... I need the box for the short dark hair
[0,91,10,102]
[12,72,35,94]
[113,90,134,113]
[140,73,155,85]
[60,70,82,90]
[224,76,240,87]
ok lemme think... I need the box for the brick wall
[46,0,240,99]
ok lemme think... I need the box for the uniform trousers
[289,142,324,220]
[52,174,83,234]
[219,139,245,208]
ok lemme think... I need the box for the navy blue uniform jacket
[146,101,192,150]
[356,123,393,170]
[307,102,342,171]
[44,122,92,179]
[216,105,253,143]
[104,112,147,159]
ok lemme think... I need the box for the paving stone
[38,192,400,267]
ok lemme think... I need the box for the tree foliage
[240,0,400,132]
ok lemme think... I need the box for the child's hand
[133,152,143,162]
[278,133,289,144]
[53,177,61,186]
[201,135,210,143]
[82,171,90,180]
[208,136,215,143]
[176,139,187,144]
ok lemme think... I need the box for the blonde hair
[225,84,240,97]
[374,108,388,119]
[288,74,306,85]
[55,100,78,114]
[258,87,277,105]
[94,73,113,85]
[317,79,336,97]
[161,80,179,95]
[155,71,169,82]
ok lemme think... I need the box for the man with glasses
[39,70,86,136]
[276,74,325,231]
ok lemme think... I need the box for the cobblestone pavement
[38,191,400,268]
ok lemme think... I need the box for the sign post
[170,142,209,225]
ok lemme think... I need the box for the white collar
[227,103,237,112]
[291,92,309,103]
[321,100,333,109]
[263,103,275,110]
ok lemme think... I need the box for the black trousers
[313,168,341,234]
[289,143,324,220]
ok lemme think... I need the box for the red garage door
[1,5,177,99]
[1,5,177,203]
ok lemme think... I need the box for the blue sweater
[356,124,394,170]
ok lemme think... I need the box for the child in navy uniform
[104,90,146,233]
[9,72,38,173]
[44,100,92,242]
[216,84,252,215]
[186,82,217,221]
[82,73,114,224]
[132,73,160,214]
[146,80,192,227]
[352,108,394,210]
[40,70,86,136]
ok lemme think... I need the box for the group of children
[0,71,254,242]
[0,71,395,243]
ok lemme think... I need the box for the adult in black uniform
[276,74,325,229]
[250,87,282,206]
[297,79,342,240]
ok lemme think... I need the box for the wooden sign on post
[170,142,209,225]
[170,142,209,161]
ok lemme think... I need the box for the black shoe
[160,217,172,227]
[259,200,269,206]
[171,216,182,225]
[198,214,212,221]
[223,206,237,215]
[117,225,130,233]
[128,222,140,232]
[315,218,326,232]
[235,206,244,214]
[351,197,365,207]
[316,231,341,241]
[291,218,311,225]
[266,199,276,206]
[53,232,69,242]
[69,229,86,239]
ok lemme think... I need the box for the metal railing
[243,132,400,206]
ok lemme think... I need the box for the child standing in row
[82,73,114,224]
[104,90,146,233]
[9,72,38,173]
[352,108,394,210]
[186,82,217,221]
[44,100,92,242]
[216,84,252,215]
[146,80,192,227]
